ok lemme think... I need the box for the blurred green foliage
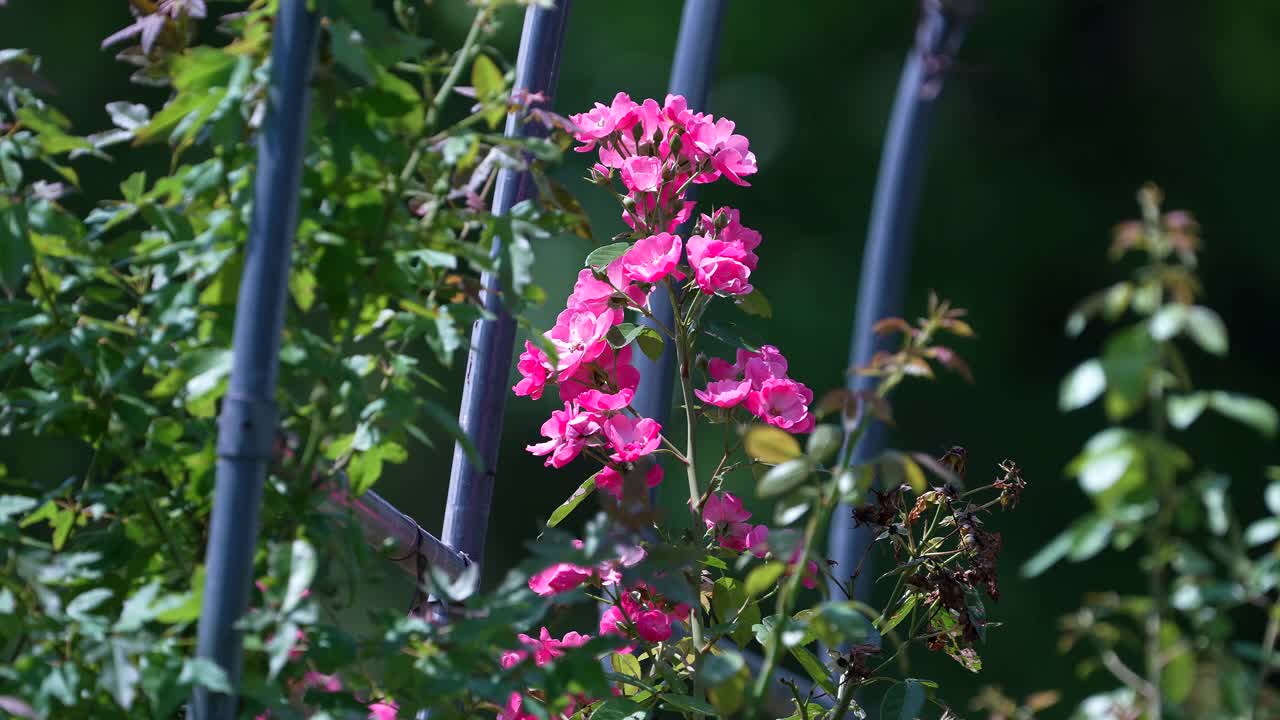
[3,1,1279,715]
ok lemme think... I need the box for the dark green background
[4,1,1279,715]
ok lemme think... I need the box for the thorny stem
[673,284,704,652]
[428,9,489,129]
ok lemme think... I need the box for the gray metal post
[191,1,319,717]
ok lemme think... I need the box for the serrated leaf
[546,474,597,528]
[735,288,771,318]
[584,242,630,269]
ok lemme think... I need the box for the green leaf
[1160,623,1194,703]
[102,639,140,709]
[1101,326,1157,420]
[1167,392,1209,429]
[1021,526,1074,578]
[609,652,644,697]
[711,577,759,647]
[471,54,507,128]
[584,242,630,269]
[67,588,114,622]
[607,323,665,360]
[700,650,745,687]
[757,459,811,498]
[329,19,376,82]
[283,539,317,613]
[789,645,838,696]
[743,425,802,464]
[744,562,785,597]
[880,593,918,633]
[812,601,878,647]
[289,268,317,312]
[0,202,32,295]
[1245,518,1280,547]
[1148,303,1187,340]
[0,495,37,522]
[1266,481,1280,516]
[1185,305,1228,355]
[805,424,842,463]
[1207,392,1278,437]
[880,679,926,720]
[1060,359,1106,411]
[735,288,772,318]
[590,698,646,720]
[660,693,718,716]
[546,474,597,528]
[179,658,232,694]
[1068,513,1114,561]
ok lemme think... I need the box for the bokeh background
[4,1,1280,715]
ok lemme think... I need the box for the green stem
[673,307,705,653]
[426,9,488,131]
[1254,600,1280,720]
[750,493,825,713]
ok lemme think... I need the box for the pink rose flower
[686,234,754,296]
[635,609,673,643]
[560,344,642,402]
[703,492,752,528]
[546,308,614,381]
[787,548,821,590]
[528,562,594,596]
[596,462,663,500]
[513,340,552,400]
[740,345,788,388]
[745,377,815,434]
[576,387,634,413]
[526,402,602,468]
[746,524,770,558]
[603,415,662,463]
[367,702,398,720]
[621,232,684,284]
[695,378,751,408]
[621,155,662,193]
[569,92,638,149]
[567,260,648,324]
[704,207,762,256]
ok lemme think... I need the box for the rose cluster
[696,345,815,433]
[702,492,819,588]
[502,93,815,717]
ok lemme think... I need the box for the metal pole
[826,0,974,614]
[440,0,572,575]
[629,0,727,432]
[191,1,319,717]
[322,484,469,581]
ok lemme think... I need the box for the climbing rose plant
[502,92,1025,719]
